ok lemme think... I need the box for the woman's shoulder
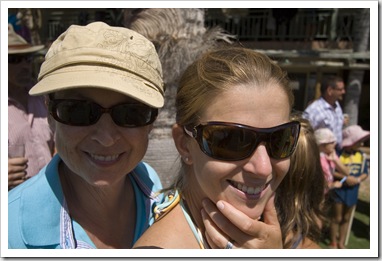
[8,157,63,248]
[133,203,199,249]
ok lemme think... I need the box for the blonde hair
[275,114,326,248]
[175,46,294,127]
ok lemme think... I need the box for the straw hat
[8,23,44,54]
[29,22,164,108]
[342,125,370,148]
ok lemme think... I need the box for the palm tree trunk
[343,9,370,125]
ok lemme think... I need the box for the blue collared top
[8,154,163,249]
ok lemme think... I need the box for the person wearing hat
[314,127,352,249]
[8,22,165,249]
[8,23,54,190]
[314,128,348,194]
[329,125,370,249]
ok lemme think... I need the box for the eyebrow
[52,89,141,104]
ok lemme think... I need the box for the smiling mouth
[229,180,270,195]
[88,153,121,162]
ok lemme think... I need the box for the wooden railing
[205,9,356,42]
[45,8,357,44]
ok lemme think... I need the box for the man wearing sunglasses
[8,23,54,190]
[303,75,346,155]
[8,22,165,250]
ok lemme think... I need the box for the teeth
[232,181,264,195]
[90,153,119,162]
[247,187,256,194]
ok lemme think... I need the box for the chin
[234,200,267,220]
[243,206,264,220]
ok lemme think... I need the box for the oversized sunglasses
[184,121,300,161]
[48,99,158,127]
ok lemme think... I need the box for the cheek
[327,145,335,153]
[191,147,220,190]
[272,159,291,188]
[54,124,83,154]
[194,158,233,200]
[127,129,150,154]
[120,126,153,167]
[191,151,210,183]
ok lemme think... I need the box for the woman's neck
[59,162,136,248]
[181,188,206,244]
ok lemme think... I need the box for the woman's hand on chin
[201,195,283,249]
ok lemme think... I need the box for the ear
[172,123,193,164]
[327,86,335,96]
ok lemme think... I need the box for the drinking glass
[8,144,25,158]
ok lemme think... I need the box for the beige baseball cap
[29,21,165,108]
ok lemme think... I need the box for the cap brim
[8,45,45,54]
[29,65,164,108]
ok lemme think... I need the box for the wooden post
[345,206,356,246]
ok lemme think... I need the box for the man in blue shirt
[303,76,346,154]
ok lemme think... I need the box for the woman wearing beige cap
[8,22,165,249]
[8,23,54,190]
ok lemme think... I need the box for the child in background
[314,128,348,193]
[315,127,351,249]
[330,125,370,249]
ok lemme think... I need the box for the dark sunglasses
[184,121,300,161]
[48,99,158,127]
[8,54,34,64]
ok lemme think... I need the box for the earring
[183,157,189,163]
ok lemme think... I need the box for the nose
[90,114,121,147]
[242,143,272,177]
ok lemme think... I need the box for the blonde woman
[134,47,311,249]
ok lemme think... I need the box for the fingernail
[217,201,224,210]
